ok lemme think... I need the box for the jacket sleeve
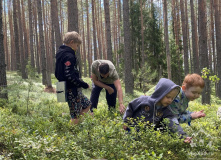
[163,108,189,139]
[178,110,193,124]
[123,96,147,124]
[123,101,134,124]
[63,55,88,89]
[167,117,188,139]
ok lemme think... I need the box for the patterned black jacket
[55,45,88,96]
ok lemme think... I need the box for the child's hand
[191,110,206,119]
[123,125,128,130]
[184,137,192,143]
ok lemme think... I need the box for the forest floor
[0,71,221,160]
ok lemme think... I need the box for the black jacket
[55,45,88,95]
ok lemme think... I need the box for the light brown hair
[63,31,82,45]
[182,73,205,89]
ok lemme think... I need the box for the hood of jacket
[150,78,180,105]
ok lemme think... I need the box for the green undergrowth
[0,72,221,159]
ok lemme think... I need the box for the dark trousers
[90,83,117,112]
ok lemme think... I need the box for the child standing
[123,78,192,143]
[168,73,206,125]
[55,31,91,125]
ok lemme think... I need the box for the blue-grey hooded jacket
[123,78,188,138]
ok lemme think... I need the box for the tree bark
[8,2,15,71]
[86,0,91,77]
[214,0,221,98]
[210,0,216,74]
[140,0,145,66]
[190,0,200,74]
[21,0,28,79]
[13,0,20,71]
[3,0,9,71]
[104,0,113,61]
[37,0,47,85]
[28,0,34,69]
[163,0,171,79]
[17,0,27,79]
[0,0,8,99]
[180,0,189,75]
[92,0,97,60]
[51,0,62,51]
[123,0,134,94]
[198,0,210,104]
[33,1,40,74]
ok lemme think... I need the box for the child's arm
[123,96,145,128]
[178,110,206,125]
[123,102,134,124]
[122,103,133,130]
[178,111,193,124]
[190,110,206,119]
[166,116,192,143]
[167,117,188,139]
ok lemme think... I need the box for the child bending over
[169,73,206,125]
[123,78,192,143]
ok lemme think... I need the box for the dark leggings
[90,84,117,112]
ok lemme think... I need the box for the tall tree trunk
[68,0,82,77]
[8,2,15,71]
[86,0,91,77]
[172,0,182,85]
[214,0,221,98]
[59,1,63,40]
[198,0,210,104]
[28,0,34,69]
[92,0,97,60]
[37,0,47,85]
[13,0,20,71]
[42,1,52,87]
[190,0,200,74]
[81,0,87,77]
[3,0,9,71]
[123,0,134,94]
[33,1,40,74]
[210,0,216,74]
[118,0,122,60]
[180,0,189,75]
[21,0,28,79]
[113,0,118,69]
[95,1,102,59]
[163,0,171,79]
[140,0,145,66]
[100,0,106,59]
[68,0,76,32]
[17,0,27,79]
[51,0,62,52]
[104,0,113,61]
[0,0,8,99]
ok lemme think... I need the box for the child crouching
[123,78,192,143]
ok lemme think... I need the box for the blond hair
[63,31,82,45]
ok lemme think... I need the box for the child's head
[63,31,82,51]
[182,73,205,101]
[157,87,180,107]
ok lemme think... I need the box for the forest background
[0,0,221,159]
[0,0,221,103]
